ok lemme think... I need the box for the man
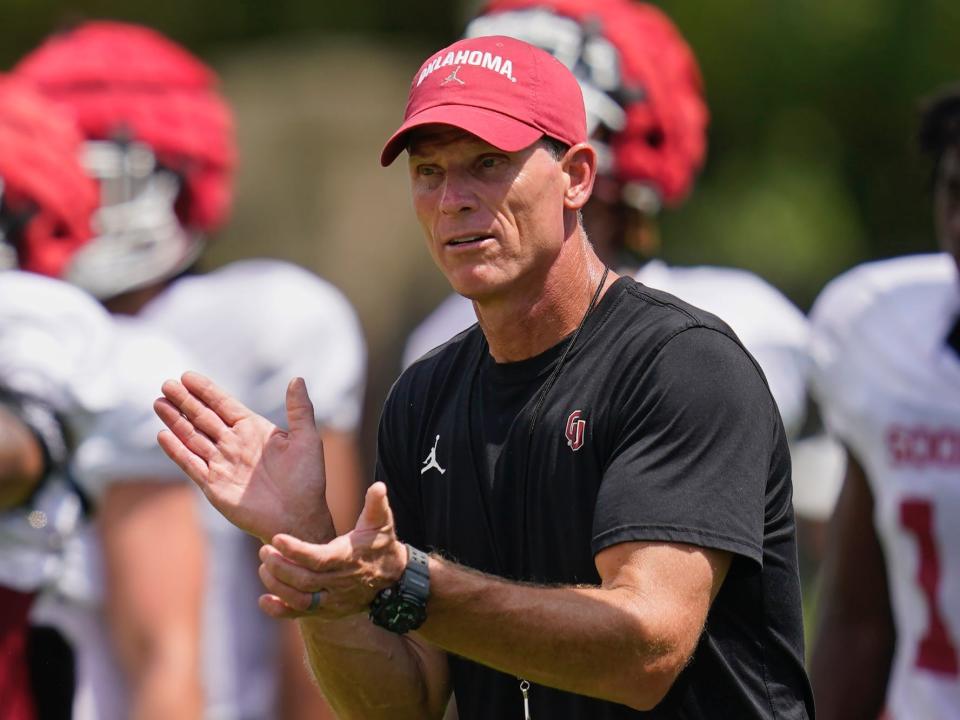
[402,0,810,443]
[809,85,960,719]
[0,76,204,719]
[156,35,813,718]
[403,2,843,572]
[15,21,365,720]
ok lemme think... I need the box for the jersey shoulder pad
[0,272,120,414]
[809,253,957,441]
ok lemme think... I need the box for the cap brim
[380,104,544,166]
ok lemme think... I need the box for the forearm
[421,559,676,710]
[810,449,894,719]
[126,630,204,720]
[299,613,448,720]
[809,611,893,720]
[278,617,337,720]
[100,481,205,719]
[262,522,723,715]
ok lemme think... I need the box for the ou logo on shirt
[565,410,586,452]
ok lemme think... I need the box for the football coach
[155,35,814,719]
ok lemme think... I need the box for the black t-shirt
[377,277,814,719]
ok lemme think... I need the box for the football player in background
[809,85,960,719]
[15,21,366,720]
[403,0,839,570]
[0,76,204,719]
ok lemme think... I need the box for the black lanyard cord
[527,265,610,439]
[468,265,610,580]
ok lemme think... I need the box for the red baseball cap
[380,35,587,166]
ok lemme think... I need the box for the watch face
[389,600,427,633]
[371,587,427,634]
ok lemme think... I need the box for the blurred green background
[2,0,957,458]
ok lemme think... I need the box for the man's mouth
[446,234,494,247]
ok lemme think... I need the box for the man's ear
[562,142,598,212]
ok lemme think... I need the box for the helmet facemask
[64,139,204,300]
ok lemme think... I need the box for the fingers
[264,532,400,595]
[356,481,395,533]
[258,593,303,619]
[260,543,333,589]
[160,378,230,441]
[268,532,351,572]
[258,550,371,620]
[154,398,218,461]
[285,377,318,435]
[181,371,251,426]
[258,559,316,613]
[157,429,209,486]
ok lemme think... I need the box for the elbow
[619,664,683,711]
[0,424,45,509]
[609,615,695,711]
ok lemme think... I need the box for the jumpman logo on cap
[441,66,466,86]
[420,434,446,475]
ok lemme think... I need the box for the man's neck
[473,239,615,363]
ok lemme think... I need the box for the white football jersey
[140,259,366,720]
[810,253,960,718]
[0,272,190,597]
[0,271,198,720]
[0,271,114,594]
[404,260,810,436]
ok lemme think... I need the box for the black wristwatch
[369,544,430,634]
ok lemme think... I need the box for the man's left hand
[258,482,409,619]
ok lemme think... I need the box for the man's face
[934,142,960,276]
[407,126,569,302]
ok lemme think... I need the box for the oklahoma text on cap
[380,35,587,166]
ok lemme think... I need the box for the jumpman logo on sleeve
[420,434,446,475]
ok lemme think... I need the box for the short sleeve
[592,327,779,567]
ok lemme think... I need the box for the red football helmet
[0,76,98,276]
[466,0,708,213]
[14,21,237,297]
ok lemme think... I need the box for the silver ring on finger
[308,590,323,612]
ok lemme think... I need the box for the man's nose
[438,173,476,216]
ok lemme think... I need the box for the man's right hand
[154,371,334,544]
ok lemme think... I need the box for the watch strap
[401,544,430,598]
[369,543,430,633]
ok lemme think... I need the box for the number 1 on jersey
[900,498,959,676]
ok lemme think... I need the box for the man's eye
[479,156,502,169]
[418,165,437,177]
